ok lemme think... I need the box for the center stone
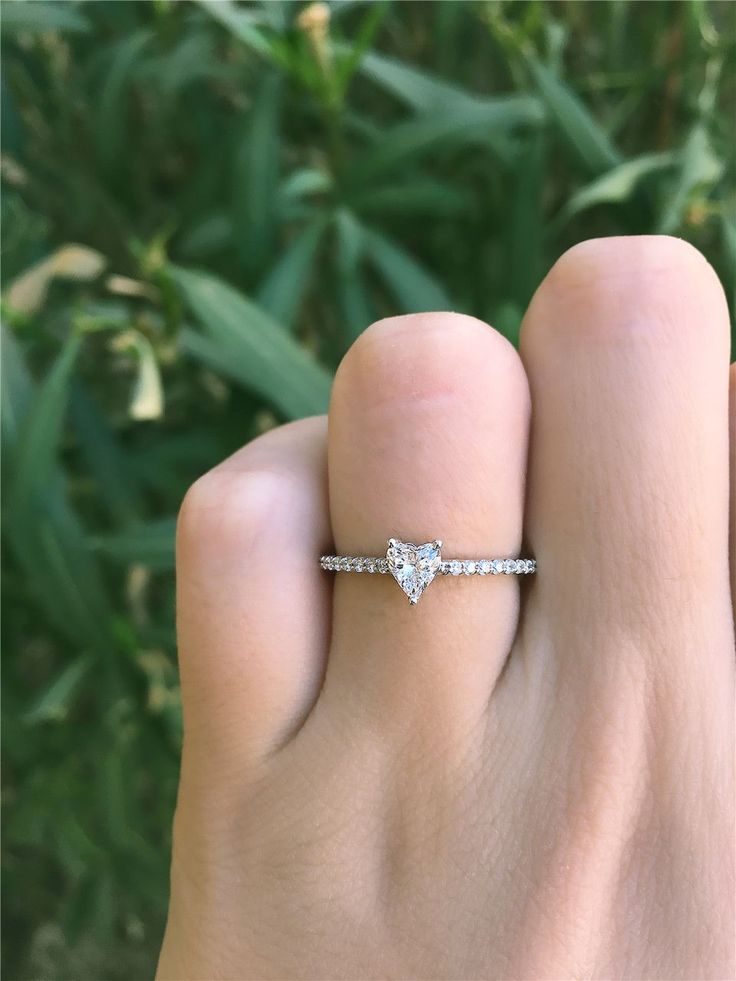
[386,538,442,605]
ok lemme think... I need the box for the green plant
[2,1,734,977]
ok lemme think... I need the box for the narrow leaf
[195,0,274,58]
[172,265,331,418]
[2,332,112,649]
[334,210,373,340]
[94,517,176,571]
[352,178,472,218]
[558,152,676,224]
[1,1,90,34]
[358,49,480,112]
[233,73,283,273]
[527,57,621,174]
[362,228,451,313]
[24,656,92,725]
[352,98,541,183]
[658,125,724,235]
[10,334,81,507]
[256,220,326,329]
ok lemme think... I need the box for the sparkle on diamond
[386,539,442,604]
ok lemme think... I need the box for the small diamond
[339,557,351,571]
[449,560,462,576]
[479,560,492,575]
[492,559,504,575]
[377,558,388,573]
[364,558,376,573]
[463,560,476,575]
[529,560,536,573]
[354,558,365,572]
[503,559,515,574]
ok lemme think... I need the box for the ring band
[320,538,536,605]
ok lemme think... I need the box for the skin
[157,236,735,980]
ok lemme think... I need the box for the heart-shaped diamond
[386,538,442,605]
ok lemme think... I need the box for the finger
[176,416,330,779]
[520,236,733,686]
[322,313,530,733]
[730,363,736,609]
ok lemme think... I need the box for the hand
[157,237,735,980]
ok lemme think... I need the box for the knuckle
[177,467,275,555]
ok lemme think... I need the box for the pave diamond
[479,560,492,575]
[463,560,476,575]
[386,538,442,605]
[449,560,463,576]
[492,559,504,575]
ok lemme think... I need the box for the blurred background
[2,0,734,977]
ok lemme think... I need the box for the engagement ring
[320,538,536,605]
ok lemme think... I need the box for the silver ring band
[320,537,536,605]
[320,556,536,576]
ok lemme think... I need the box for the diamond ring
[320,538,536,606]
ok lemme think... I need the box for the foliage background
[2,0,734,977]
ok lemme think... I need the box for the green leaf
[172,265,331,418]
[493,300,523,347]
[505,130,544,310]
[2,329,113,650]
[256,219,327,329]
[357,49,480,111]
[0,323,33,454]
[558,152,676,224]
[10,333,81,508]
[1,1,90,34]
[195,0,274,59]
[362,227,451,313]
[24,656,92,725]
[178,213,233,258]
[658,124,724,235]
[333,3,388,93]
[70,385,141,526]
[334,210,373,340]
[352,178,472,218]
[351,97,542,183]
[233,72,283,273]
[95,30,153,177]
[527,56,621,174]
[279,168,332,206]
[93,517,176,571]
